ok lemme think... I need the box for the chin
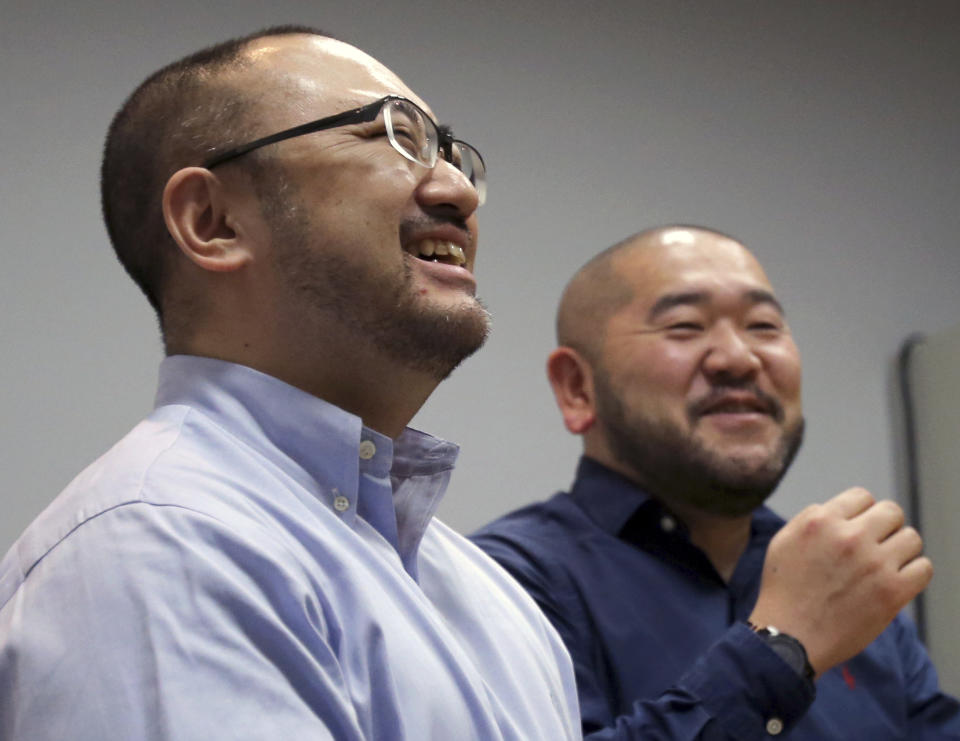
[387,295,491,380]
[696,425,805,511]
[702,441,783,471]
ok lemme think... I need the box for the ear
[162,167,254,273]
[546,346,597,435]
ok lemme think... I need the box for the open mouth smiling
[405,239,467,267]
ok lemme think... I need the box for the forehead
[613,230,775,312]
[237,34,433,123]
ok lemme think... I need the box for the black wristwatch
[747,622,816,684]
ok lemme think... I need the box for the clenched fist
[748,487,932,677]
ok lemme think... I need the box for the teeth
[411,239,466,266]
[448,245,466,265]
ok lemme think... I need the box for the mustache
[687,384,785,423]
[399,214,472,247]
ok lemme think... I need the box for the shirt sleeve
[0,502,361,741]
[895,614,960,739]
[476,534,814,741]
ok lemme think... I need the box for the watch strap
[747,621,816,684]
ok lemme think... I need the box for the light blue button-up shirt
[0,356,580,740]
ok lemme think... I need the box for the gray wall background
[3,0,958,574]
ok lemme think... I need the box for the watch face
[762,632,813,681]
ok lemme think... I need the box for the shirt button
[766,717,784,736]
[358,440,376,460]
[660,515,677,533]
[333,495,350,512]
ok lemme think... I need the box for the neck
[583,444,755,583]
[275,355,438,438]
[168,325,440,440]
[666,501,753,582]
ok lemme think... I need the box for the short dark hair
[100,25,332,320]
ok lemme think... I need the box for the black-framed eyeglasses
[203,95,486,205]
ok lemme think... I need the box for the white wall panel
[910,323,960,695]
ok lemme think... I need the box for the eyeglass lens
[452,142,487,206]
[383,98,486,205]
[384,99,437,168]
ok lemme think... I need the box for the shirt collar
[569,456,657,536]
[153,355,460,517]
[569,455,785,540]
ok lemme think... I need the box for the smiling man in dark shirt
[473,225,960,739]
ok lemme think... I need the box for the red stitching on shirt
[842,664,856,690]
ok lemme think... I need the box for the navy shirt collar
[569,455,784,545]
[569,456,660,536]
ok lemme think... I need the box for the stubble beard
[262,179,490,381]
[594,368,804,517]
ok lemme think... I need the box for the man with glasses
[0,27,579,739]
[473,226,960,739]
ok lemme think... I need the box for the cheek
[379,158,422,193]
[306,156,419,213]
[464,215,480,268]
[607,345,700,413]
[763,345,803,402]
[637,344,704,394]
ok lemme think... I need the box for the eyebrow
[647,288,785,321]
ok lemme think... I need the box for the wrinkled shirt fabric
[472,456,960,740]
[0,356,580,740]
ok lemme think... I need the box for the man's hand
[748,487,932,677]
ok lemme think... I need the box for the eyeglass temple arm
[203,103,382,169]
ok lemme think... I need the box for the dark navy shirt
[472,457,960,740]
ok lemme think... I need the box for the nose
[415,158,480,219]
[701,323,762,383]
